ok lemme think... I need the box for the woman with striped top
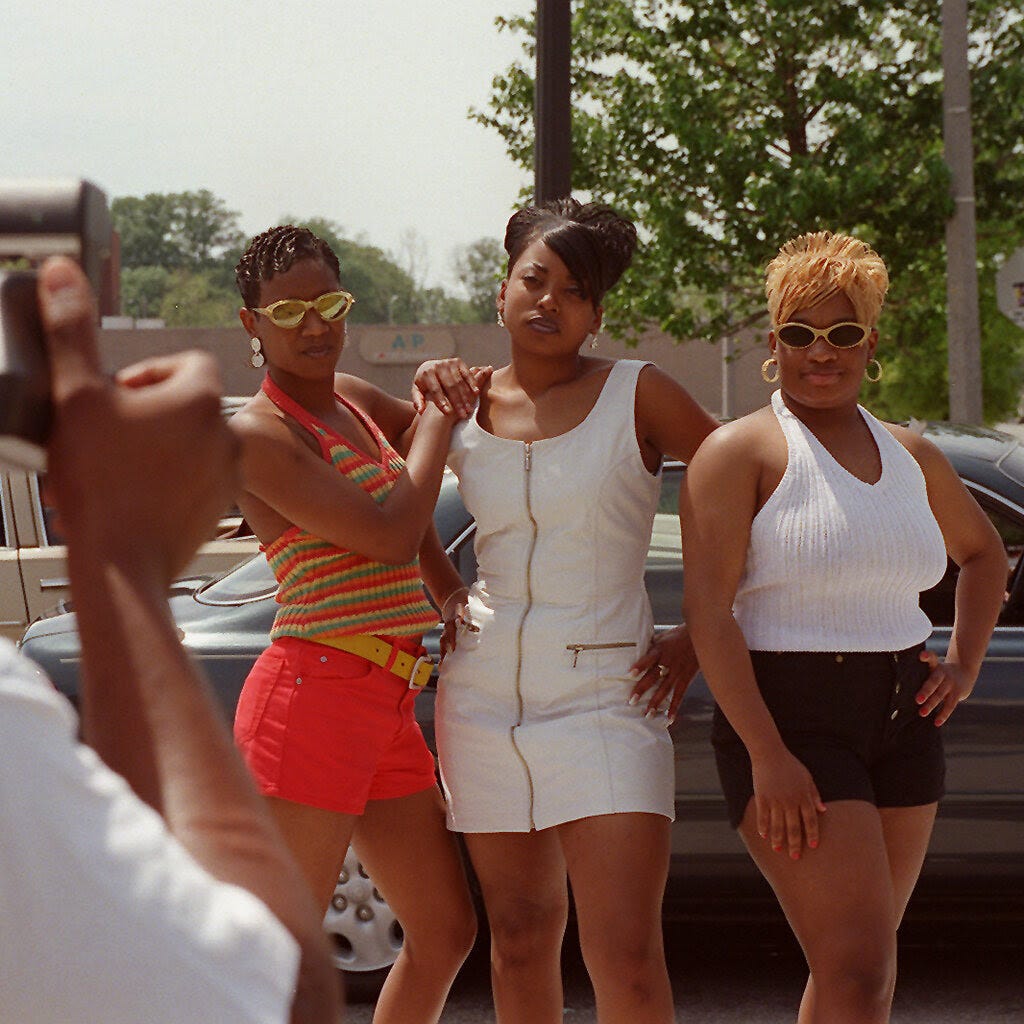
[230,225,476,1024]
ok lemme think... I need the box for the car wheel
[323,849,403,1002]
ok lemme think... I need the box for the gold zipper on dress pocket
[566,641,637,669]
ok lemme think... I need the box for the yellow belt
[315,634,434,689]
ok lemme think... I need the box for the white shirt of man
[0,640,299,1024]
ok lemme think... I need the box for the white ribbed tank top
[733,390,948,652]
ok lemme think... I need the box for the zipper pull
[524,442,532,472]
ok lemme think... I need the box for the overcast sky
[3,0,535,287]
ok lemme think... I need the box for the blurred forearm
[71,545,339,1023]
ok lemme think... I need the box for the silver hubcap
[323,849,403,973]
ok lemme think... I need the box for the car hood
[21,590,211,644]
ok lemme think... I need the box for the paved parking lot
[344,921,1024,1022]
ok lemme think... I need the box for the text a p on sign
[358,327,456,364]
[996,246,1024,329]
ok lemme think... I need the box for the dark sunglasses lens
[778,324,815,348]
[828,324,867,347]
[269,301,306,327]
[316,292,351,321]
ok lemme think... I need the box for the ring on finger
[657,663,670,679]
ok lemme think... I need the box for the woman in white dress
[415,198,718,1023]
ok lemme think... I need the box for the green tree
[112,194,183,270]
[158,270,239,328]
[113,196,481,326]
[477,0,1024,420]
[120,265,171,319]
[112,190,246,324]
[413,286,476,325]
[286,216,420,324]
[453,237,506,323]
[394,227,476,323]
[113,190,245,272]
[174,190,246,277]
[288,217,478,323]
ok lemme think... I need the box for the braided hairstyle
[503,197,638,306]
[235,225,341,308]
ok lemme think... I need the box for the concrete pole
[720,283,736,419]
[942,0,984,423]
[720,334,735,420]
[535,0,572,203]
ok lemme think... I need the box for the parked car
[0,397,258,641]
[19,422,1024,994]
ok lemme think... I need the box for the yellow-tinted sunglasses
[254,290,355,329]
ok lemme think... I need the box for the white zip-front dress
[436,360,675,832]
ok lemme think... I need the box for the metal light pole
[534,0,572,203]
[942,0,984,423]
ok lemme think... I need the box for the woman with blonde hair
[681,231,1006,1022]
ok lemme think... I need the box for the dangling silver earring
[496,309,505,328]
[761,357,779,383]
[865,358,883,383]
[589,332,599,350]
[249,337,265,369]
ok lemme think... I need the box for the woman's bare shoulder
[881,420,946,467]
[690,405,778,464]
[334,371,376,403]
[231,390,278,431]
[229,392,309,452]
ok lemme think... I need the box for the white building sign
[358,326,456,365]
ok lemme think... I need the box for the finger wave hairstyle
[503,197,638,306]
[765,231,889,327]
[235,225,341,309]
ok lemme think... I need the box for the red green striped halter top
[260,375,438,642]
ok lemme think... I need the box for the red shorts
[233,635,437,814]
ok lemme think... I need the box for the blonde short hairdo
[765,231,889,327]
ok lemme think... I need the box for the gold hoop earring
[865,358,883,383]
[761,357,780,384]
[249,337,265,369]
[589,332,599,350]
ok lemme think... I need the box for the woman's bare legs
[267,789,476,1023]
[265,795,357,909]
[560,813,675,1023]
[465,814,672,1024]
[464,829,570,1024]
[740,799,938,1024]
[879,804,939,925]
[354,786,477,1024]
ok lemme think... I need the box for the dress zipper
[510,441,537,828]
[566,641,637,669]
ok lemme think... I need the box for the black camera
[0,179,111,471]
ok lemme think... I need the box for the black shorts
[712,644,945,828]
